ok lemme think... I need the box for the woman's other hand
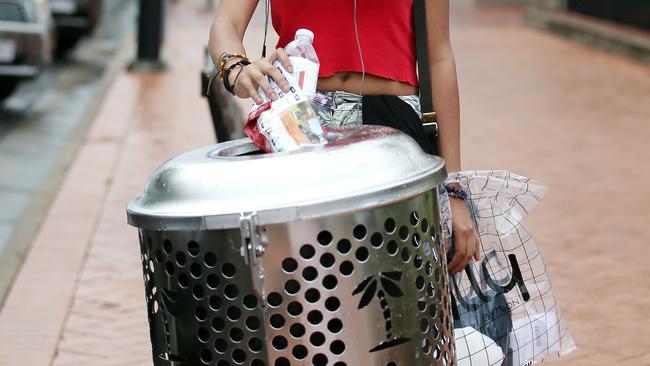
[447,196,480,274]
[228,48,293,104]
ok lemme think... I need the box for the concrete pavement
[0,0,648,365]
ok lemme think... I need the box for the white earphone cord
[353,0,365,98]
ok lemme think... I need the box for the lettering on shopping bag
[452,251,530,315]
[481,252,530,301]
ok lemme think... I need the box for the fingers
[274,48,293,73]
[233,48,293,102]
[447,235,467,274]
[447,197,481,274]
[235,76,262,105]
[260,62,290,93]
[448,227,479,274]
[249,67,277,101]
[235,62,274,104]
[263,48,291,92]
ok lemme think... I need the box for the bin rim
[126,126,446,231]
[127,165,445,230]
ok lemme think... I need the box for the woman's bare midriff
[316,72,418,96]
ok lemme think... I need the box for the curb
[525,6,650,64]
[0,11,136,307]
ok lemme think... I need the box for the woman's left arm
[425,0,480,273]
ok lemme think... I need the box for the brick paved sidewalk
[0,0,648,365]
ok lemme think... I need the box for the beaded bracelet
[217,52,248,80]
[206,53,249,96]
[444,184,468,200]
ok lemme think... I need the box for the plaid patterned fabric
[442,171,576,366]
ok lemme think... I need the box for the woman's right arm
[208,0,292,104]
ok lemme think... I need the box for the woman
[208,0,478,274]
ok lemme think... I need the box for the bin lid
[127,126,446,230]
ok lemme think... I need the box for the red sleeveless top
[271,0,418,87]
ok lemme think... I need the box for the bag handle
[413,0,437,124]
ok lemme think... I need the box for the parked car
[49,0,102,53]
[0,0,55,101]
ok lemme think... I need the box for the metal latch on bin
[239,212,268,306]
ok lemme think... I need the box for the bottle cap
[295,29,314,42]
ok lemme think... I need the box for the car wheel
[0,80,18,102]
[55,29,83,57]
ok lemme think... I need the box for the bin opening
[210,143,263,158]
[238,149,265,157]
[210,132,343,159]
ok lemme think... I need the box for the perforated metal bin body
[128,126,456,366]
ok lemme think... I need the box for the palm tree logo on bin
[353,271,411,352]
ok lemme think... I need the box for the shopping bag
[440,171,576,366]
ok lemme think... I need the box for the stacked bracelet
[217,52,247,77]
[223,59,251,95]
[215,52,251,96]
[206,52,249,96]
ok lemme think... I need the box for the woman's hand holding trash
[227,48,293,104]
[242,30,328,153]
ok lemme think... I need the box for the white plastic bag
[440,171,576,365]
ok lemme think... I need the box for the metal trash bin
[127,126,456,366]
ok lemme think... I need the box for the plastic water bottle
[246,28,327,152]
[284,29,320,100]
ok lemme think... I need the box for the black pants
[362,95,438,155]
